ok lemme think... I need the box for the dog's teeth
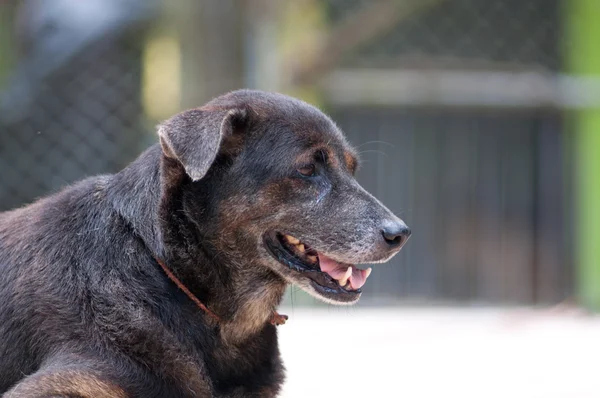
[296,244,305,253]
[365,267,372,278]
[286,235,300,245]
[338,267,352,287]
[307,255,318,263]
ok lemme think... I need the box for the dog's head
[157,90,410,305]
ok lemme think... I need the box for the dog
[0,90,410,397]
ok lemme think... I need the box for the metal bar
[322,68,600,109]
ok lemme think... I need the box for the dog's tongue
[318,254,371,290]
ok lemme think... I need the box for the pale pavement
[278,306,600,398]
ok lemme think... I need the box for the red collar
[155,257,287,326]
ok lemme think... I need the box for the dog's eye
[297,164,316,177]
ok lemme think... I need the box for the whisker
[356,149,390,159]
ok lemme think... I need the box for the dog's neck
[108,145,286,343]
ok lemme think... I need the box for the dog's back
[0,170,199,396]
[0,177,115,390]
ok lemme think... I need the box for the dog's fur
[0,90,408,397]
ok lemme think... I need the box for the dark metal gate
[333,107,571,304]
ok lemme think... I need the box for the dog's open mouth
[264,231,372,302]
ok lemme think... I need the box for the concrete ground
[277,306,600,398]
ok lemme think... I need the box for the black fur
[0,90,408,397]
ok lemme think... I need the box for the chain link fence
[0,0,157,210]
[329,0,561,70]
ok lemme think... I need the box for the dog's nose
[381,222,411,249]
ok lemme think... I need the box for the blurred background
[1,1,599,396]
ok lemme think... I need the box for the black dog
[0,90,410,397]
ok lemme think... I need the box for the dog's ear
[157,107,247,181]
